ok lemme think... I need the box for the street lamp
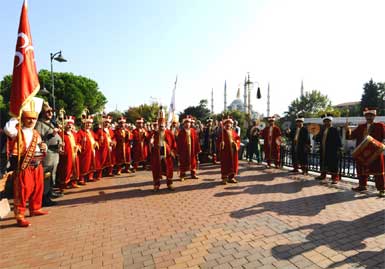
[50,50,67,118]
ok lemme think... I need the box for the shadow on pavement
[271,210,385,268]
[329,249,385,268]
[215,180,317,197]
[230,191,371,218]
[58,180,222,207]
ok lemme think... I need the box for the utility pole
[211,88,214,114]
[247,73,252,117]
[267,83,270,117]
[243,76,247,113]
[224,80,227,112]
[301,79,304,97]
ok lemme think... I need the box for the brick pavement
[0,162,384,269]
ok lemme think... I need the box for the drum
[352,135,385,166]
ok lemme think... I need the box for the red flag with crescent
[9,0,40,117]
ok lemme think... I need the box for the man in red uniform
[76,114,97,184]
[346,108,385,197]
[132,118,149,172]
[114,117,131,175]
[217,117,241,184]
[261,116,282,168]
[177,116,201,181]
[57,116,80,190]
[4,98,48,227]
[151,111,176,191]
[95,115,115,179]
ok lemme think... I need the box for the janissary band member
[177,115,201,181]
[217,117,240,184]
[150,110,176,191]
[346,108,385,197]
[287,115,310,175]
[35,101,63,206]
[114,117,131,175]
[313,114,342,184]
[95,115,115,177]
[132,117,149,172]
[76,113,97,184]
[203,118,217,164]
[57,116,80,190]
[261,115,282,168]
[4,98,49,227]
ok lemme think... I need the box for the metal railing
[242,142,375,181]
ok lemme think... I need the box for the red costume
[57,117,80,189]
[177,120,201,179]
[132,119,149,170]
[217,125,240,182]
[261,119,282,167]
[114,120,131,174]
[94,128,112,178]
[4,98,48,227]
[77,117,97,183]
[151,128,176,189]
[347,120,385,192]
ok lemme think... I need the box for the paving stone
[0,162,383,269]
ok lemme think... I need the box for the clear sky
[0,0,384,116]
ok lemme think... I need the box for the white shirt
[4,118,42,152]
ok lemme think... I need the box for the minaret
[247,73,251,116]
[243,76,247,113]
[267,82,270,117]
[211,88,214,114]
[301,80,304,97]
[224,80,227,112]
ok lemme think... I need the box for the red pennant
[9,0,40,117]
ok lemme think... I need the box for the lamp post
[50,51,67,118]
[245,72,262,119]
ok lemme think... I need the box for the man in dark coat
[286,116,310,175]
[247,120,262,164]
[313,114,342,184]
[203,118,217,164]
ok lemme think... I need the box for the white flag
[168,75,178,125]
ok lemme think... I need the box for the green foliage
[107,110,123,122]
[285,90,332,120]
[361,79,384,116]
[179,99,211,122]
[0,70,107,123]
[361,79,379,111]
[124,102,164,124]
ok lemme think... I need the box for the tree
[107,110,123,123]
[361,79,379,111]
[376,82,385,116]
[285,90,333,120]
[0,70,107,124]
[179,99,211,122]
[124,102,163,124]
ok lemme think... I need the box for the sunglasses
[46,110,53,113]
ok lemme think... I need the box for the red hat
[363,107,377,116]
[65,116,75,125]
[118,117,127,123]
[102,115,112,123]
[136,117,144,124]
[223,116,234,125]
[183,115,194,124]
[81,114,94,123]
